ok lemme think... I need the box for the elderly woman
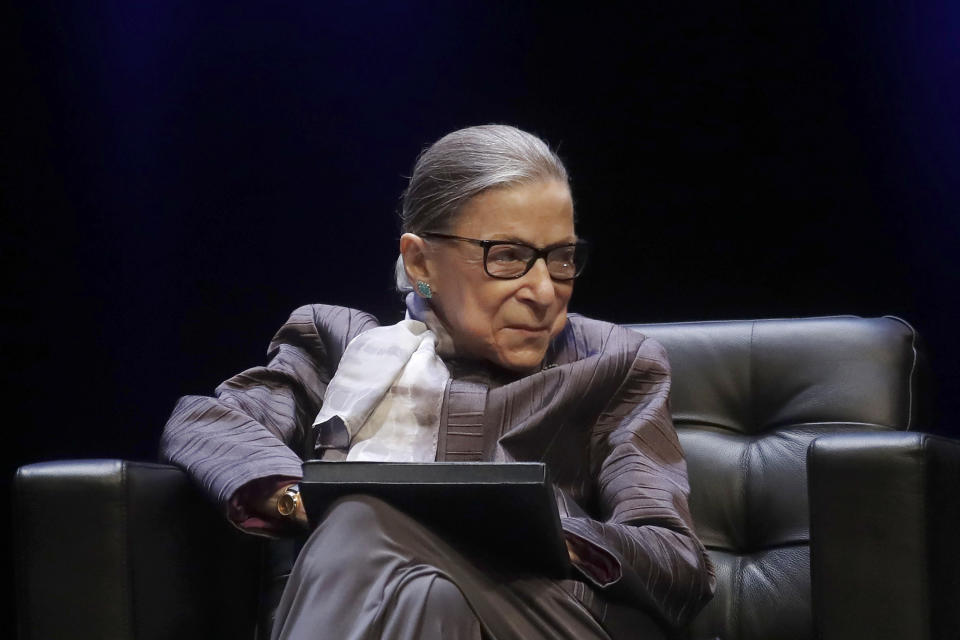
[161,125,715,640]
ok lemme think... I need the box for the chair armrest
[808,432,960,640]
[14,460,262,640]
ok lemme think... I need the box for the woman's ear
[400,233,431,286]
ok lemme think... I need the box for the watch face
[278,491,298,517]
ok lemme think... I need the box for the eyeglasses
[420,232,588,281]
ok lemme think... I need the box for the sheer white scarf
[311,297,451,462]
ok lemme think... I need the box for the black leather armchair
[14,316,960,640]
[631,316,959,639]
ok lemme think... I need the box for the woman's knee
[385,573,481,639]
[417,573,471,613]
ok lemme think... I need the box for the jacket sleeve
[159,305,378,512]
[558,334,716,629]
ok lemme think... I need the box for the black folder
[300,461,569,577]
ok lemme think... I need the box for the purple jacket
[160,304,715,627]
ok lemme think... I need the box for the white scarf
[312,318,450,462]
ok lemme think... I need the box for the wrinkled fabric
[271,495,668,640]
[160,304,716,632]
[311,318,448,462]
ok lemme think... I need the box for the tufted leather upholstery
[626,315,952,640]
[14,316,959,640]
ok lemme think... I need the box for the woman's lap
[271,494,664,640]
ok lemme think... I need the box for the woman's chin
[492,345,550,373]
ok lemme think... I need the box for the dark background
[4,0,958,631]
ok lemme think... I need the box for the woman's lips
[505,325,549,333]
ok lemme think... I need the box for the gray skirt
[270,495,667,640]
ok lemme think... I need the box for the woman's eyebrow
[489,235,579,247]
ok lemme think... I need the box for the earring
[416,280,433,299]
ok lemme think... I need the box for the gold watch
[277,484,301,518]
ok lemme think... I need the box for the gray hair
[395,124,570,292]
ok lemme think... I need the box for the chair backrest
[626,316,924,640]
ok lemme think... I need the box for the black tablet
[300,461,570,577]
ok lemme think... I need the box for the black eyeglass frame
[419,232,589,281]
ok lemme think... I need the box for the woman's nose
[519,258,557,306]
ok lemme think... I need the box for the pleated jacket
[160,304,716,628]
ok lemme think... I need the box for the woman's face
[422,179,576,373]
